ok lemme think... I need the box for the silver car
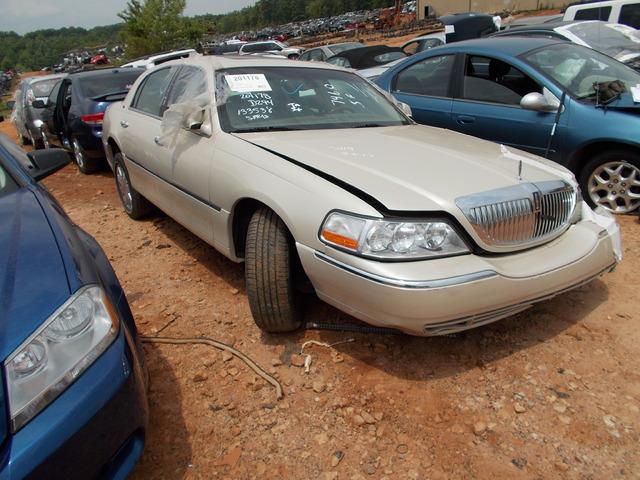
[239,41,304,59]
[12,74,66,149]
[102,55,621,336]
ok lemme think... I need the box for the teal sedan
[375,37,640,214]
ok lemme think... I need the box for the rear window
[76,70,143,99]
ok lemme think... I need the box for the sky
[1,0,257,35]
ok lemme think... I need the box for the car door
[389,53,457,128]
[41,80,62,143]
[152,65,216,244]
[450,54,560,158]
[119,67,178,213]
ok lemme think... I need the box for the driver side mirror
[26,149,71,181]
[31,99,47,109]
[520,92,559,113]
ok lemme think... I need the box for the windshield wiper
[350,123,386,128]
[232,126,302,133]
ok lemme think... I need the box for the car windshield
[328,43,362,55]
[215,67,409,133]
[30,78,60,98]
[558,22,640,58]
[523,43,640,99]
[76,70,142,99]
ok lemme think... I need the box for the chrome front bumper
[297,207,620,336]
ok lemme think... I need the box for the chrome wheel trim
[115,163,133,213]
[72,138,86,169]
[588,160,640,214]
[41,130,50,149]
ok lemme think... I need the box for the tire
[72,136,100,174]
[114,153,153,220]
[579,149,640,214]
[245,207,303,333]
[287,54,299,60]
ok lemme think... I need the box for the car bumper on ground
[297,205,620,336]
[1,327,148,480]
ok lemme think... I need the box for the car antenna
[544,91,566,160]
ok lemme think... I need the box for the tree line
[0,0,396,71]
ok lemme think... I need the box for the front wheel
[245,208,303,333]
[579,150,640,214]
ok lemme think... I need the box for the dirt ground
[2,96,639,479]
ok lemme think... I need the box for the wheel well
[232,198,268,259]
[568,142,640,176]
[107,138,121,156]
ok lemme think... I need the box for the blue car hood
[0,188,70,361]
[604,92,640,111]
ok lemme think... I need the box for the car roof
[502,19,601,32]
[26,73,67,84]
[434,36,565,56]
[68,67,145,79]
[162,53,347,72]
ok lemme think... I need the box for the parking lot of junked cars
[4,12,640,476]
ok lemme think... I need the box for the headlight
[4,286,119,432]
[320,211,470,260]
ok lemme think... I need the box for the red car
[90,54,109,65]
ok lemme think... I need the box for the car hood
[0,188,70,361]
[236,125,573,212]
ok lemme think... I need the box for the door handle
[120,120,129,128]
[456,115,475,125]
[154,136,163,146]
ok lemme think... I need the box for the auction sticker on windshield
[225,74,272,92]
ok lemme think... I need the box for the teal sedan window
[524,43,640,100]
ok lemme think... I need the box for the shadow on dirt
[147,215,246,293]
[130,343,192,479]
[301,277,609,381]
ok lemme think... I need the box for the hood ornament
[518,159,523,182]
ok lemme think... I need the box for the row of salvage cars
[0,33,632,477]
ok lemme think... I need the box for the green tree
[119,0,201,58]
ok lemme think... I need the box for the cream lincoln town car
[103,55,622,336]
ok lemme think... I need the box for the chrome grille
[456,181,577,247]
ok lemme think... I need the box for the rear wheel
[114,153,153,220]
[245,207,303,333]
[72,137,100,174]
[579,150,640,214]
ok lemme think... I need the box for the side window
[308,49,325,61]
[132,68,174,117]
[299,51,312,61]
[254,44,269,52]
[48,81,62,106]
[165,66,208,109]
[461,56,541,106]
[393,54,455,97]
[423,38,444,49]
[267,43,282,51]
[574,6,612,20]
[242,44,256,53]
[620,4,640,28]
[402,41,421,55]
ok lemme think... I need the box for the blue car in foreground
[0,133,147,479]
[375,37,640,214]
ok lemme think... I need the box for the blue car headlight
[4,286,119,432]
